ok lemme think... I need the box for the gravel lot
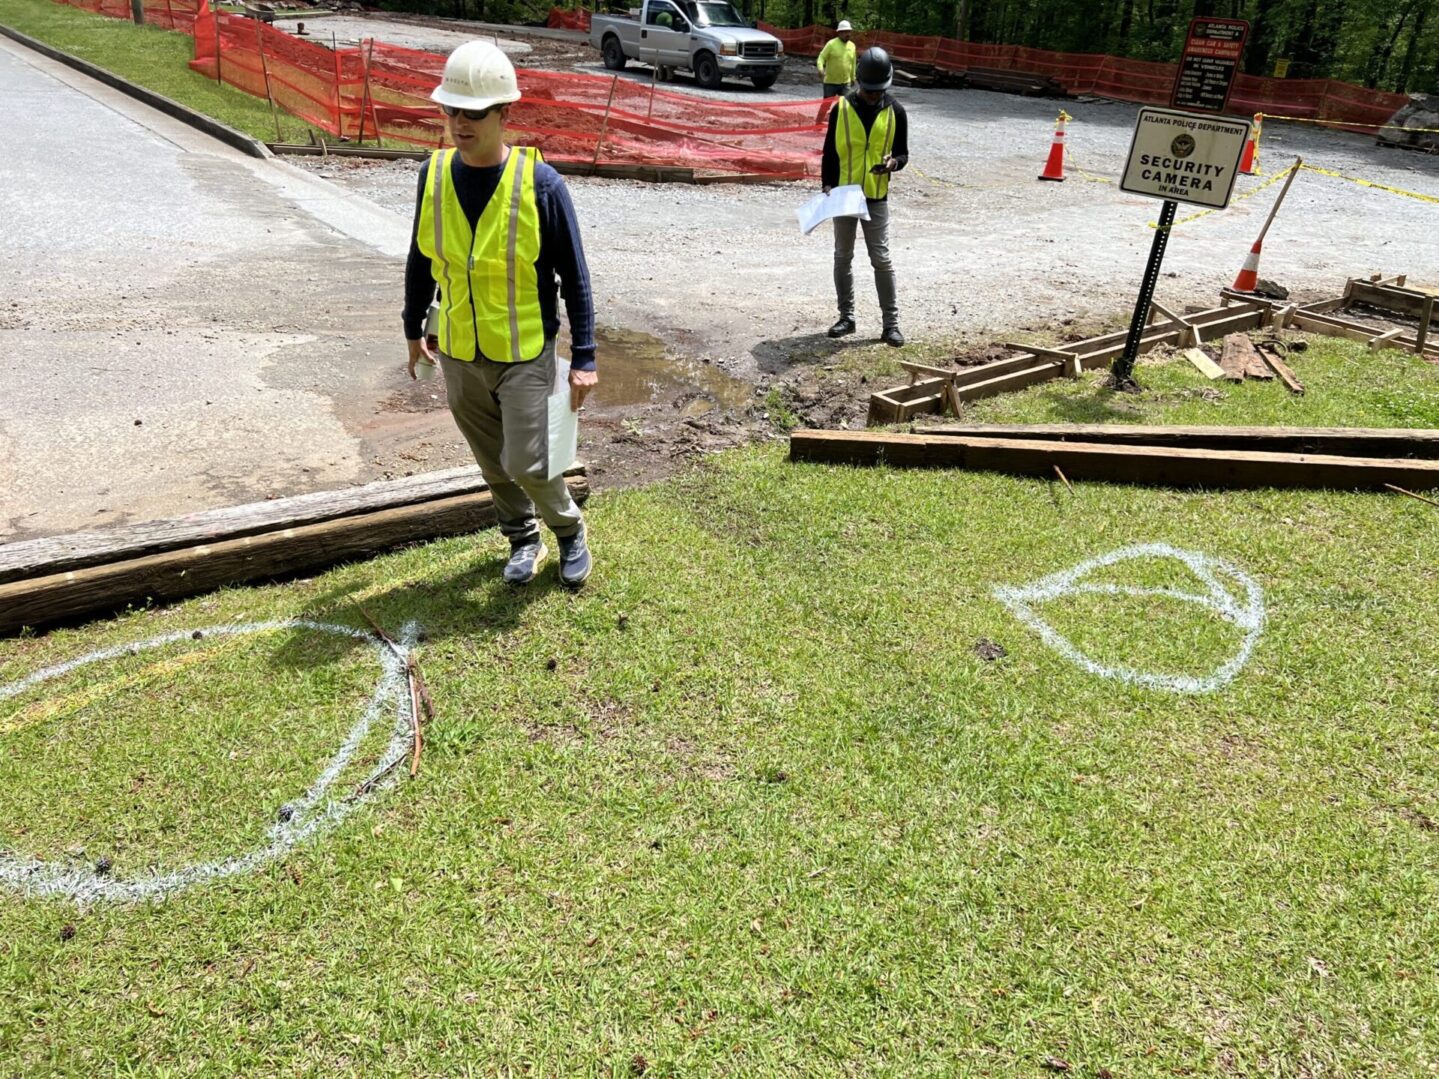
[300,48,1439,377]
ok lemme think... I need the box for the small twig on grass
[1384,483,1439,508]
[1053,464,1074,494]
[355,603,427,778]
[355,603,403,658]
[405,655,425,778]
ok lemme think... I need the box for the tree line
[374,0,1436,94]
[747,0,1437,93]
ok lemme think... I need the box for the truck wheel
[602,35,627,71]
[694,52,723,89]
[750,72,778,90]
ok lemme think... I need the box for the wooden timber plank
[951,353,1055,387]
[0,479,590,636]
[899,361,958,383]
[0,466,586,585]
[1258,349,1306,394]
[1349,280,1431,318]
[788,431,1439,490]
[953,361,1064,402]
[908,424,1439,457]
[1368,328,1406,350]
[1181,348,1226,379]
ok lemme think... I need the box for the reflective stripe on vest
[836,97,896,200]
[415,146,545,363]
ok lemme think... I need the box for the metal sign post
[1110,18,1250,389]
[1111,109,1250,386]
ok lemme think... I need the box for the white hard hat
[431,40,521,111]
[836,19,852,31]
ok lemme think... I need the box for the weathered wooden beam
[1348,280,1433,318]
[1257,347,1305,394]
[0,479,590,636]
[789,430,1439,490]
[909,424,1439,457]
[0,466,585,585]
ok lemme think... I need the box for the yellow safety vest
[416,146,546,364]
[836,96,896,200]
[816,37,856,85]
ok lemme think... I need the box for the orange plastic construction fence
[546,7,591,32]
[767,23,1407,134]
[50,0,824,176]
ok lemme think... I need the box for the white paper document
[796,184,870,235]
[546,355,578,481]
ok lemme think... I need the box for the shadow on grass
[266,545,553,671]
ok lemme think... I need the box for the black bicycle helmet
[856,46,893,92]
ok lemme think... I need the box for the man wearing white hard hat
[403,40,597,587]
[816,20,856,99]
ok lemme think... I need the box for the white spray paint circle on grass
[993,544,1265,694]
[0,619,418,903]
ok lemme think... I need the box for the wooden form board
[907,424,1439,457]
[867,299,1269,426]
[1346,279,1435,319]
[0,479,590,636]
[1222,287,1439,361]
[789,430,1439,491]
[0,466,585,585]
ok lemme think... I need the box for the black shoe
[881,326,905,348]
[503,537,547,585]
[557,527,592,588]
[827,317,856,338]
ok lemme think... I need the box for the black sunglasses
[440,103,500,121]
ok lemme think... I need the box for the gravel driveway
[304,59,1439,377]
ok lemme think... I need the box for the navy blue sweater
[403,152,597,370]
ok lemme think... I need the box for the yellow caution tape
[1297,162,1439,205]
[1259,111,1439,136]
[1063,147,1113,184]
[1146,159,1438,228]
[1147,163,1298,228]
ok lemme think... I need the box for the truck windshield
[680,2,747,27]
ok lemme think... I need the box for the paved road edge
[0,22,270,160]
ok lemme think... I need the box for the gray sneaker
[557,527,592,588]
[503,537,548,585]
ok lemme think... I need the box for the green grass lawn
[0,0,322,143]
[2,340,1439,1074]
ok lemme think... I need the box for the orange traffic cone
[1037,110,1070,182]
[1232,155,1303,292]
[1232,239,1263,292]
[1238,113,1261,175]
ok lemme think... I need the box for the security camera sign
[1120,107,1251,209]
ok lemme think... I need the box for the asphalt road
[0,35,468,542]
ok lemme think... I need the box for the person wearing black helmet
[821,45,908,348]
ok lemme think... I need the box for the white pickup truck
[591,0,785,90]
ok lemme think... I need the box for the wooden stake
[1053,464,1073,494]
[1384,483,1439,508]
[1254,156,1303,247]
[255,18,284,144]
[356,38,375,146]
[591,74,620,171]
[1417,294,1435,357]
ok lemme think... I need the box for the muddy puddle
[585,326,753,417]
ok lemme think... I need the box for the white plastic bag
[546,355,578,480]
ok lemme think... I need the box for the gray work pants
[833,198,899,329]
[439,340,583,544]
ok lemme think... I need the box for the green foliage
[757,0,1439,93]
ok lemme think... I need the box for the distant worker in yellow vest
[404,40,597,587]
[816,19,856,98]
[821,47,908,348]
